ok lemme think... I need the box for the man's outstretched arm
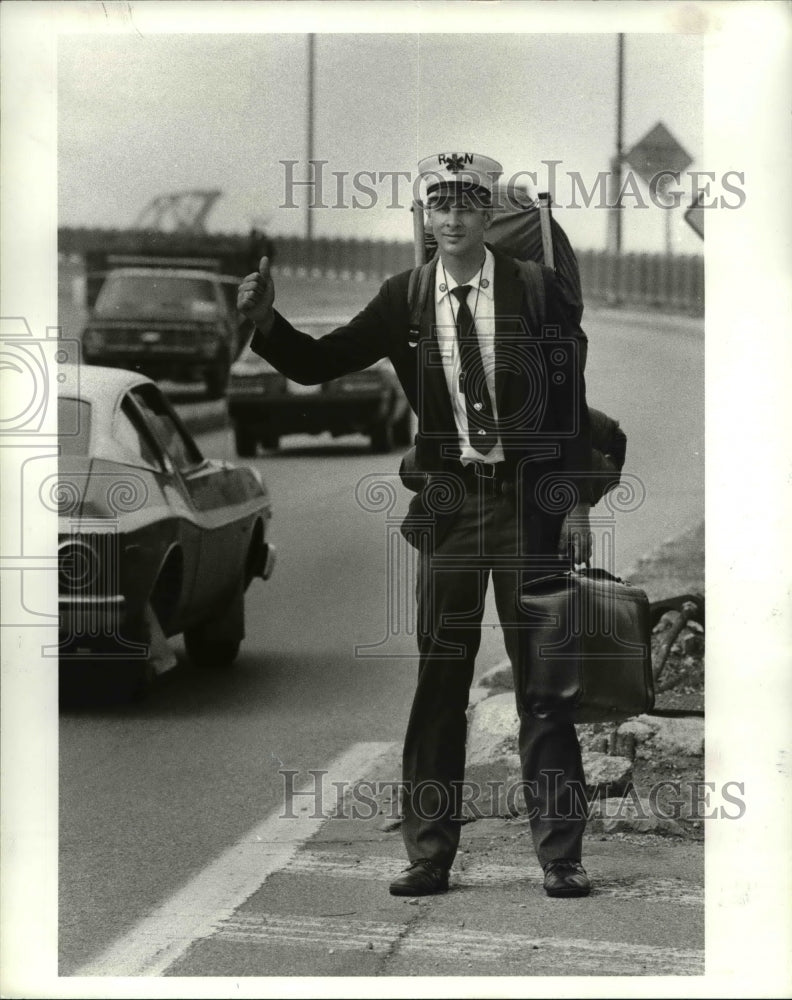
[238,255,391,385]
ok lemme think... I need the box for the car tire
[370,417,395,454]
[184,634,242,669]
[184,584,244,669]
[234,423,258,458]
[205,355,230,399]
[129,659,157,701]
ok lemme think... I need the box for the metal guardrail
[577,248,703,314]
[59,228,704,315]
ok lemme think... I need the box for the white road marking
[73,741,399,978]
[285,849,704,906]
[216,912,705,974]
[219,913,399,955]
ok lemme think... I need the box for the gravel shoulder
[468,520,706,840]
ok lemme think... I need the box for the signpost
[608,33,626,257]
[625,122,693,255]
[306,33,315,243]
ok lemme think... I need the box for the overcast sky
[58,28,703,252]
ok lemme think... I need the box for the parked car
[228,317,413,455]
[57,366,275,695]
[81,266,252,399]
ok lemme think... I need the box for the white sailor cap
[418,152,503,206]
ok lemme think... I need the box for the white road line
[219,914,400,955]
[285,850,704,906]
[214,913,704,974]
[399,932,703,974]
[73,741,399,978]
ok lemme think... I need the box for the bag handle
[579,565,626,585]
[519,566,626,593]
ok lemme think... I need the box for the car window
[58,398,91,455]
[93,273,219,320]
[128,384,203,471]
[115,399,162,469]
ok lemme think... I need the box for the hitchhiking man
[238,152,593,898]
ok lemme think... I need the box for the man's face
[427,195,492,261]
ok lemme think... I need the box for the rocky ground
[465,519,706,841]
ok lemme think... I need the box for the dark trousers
[401,480,587,869]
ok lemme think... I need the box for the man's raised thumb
[258,255,270,276]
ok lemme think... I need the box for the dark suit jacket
[251,246,591,546]
[401,406,626,505]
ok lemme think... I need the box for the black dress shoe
[543,860,591,898]
[389,859,449,896]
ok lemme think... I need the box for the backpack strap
[407,259,436,339]
[513,257,547,333]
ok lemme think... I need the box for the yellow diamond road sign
[625,122,693,184]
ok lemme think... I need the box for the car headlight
[58,538,100,594]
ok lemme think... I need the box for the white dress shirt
[434,246,505,465]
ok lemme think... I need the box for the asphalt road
[58,307,703,974]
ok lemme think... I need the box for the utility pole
[608,33,625,255]
[306,33,315,243]
[665,192,673,257]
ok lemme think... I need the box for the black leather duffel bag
[515,567,654,723]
